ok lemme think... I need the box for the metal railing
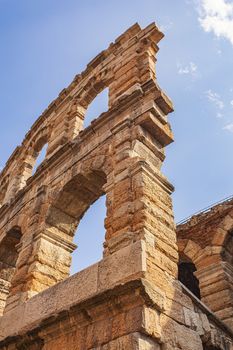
[177,194,233,226]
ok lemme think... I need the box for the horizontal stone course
[0,240,145,340]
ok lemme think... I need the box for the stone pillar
[109,23,163,107]
[0,227,22,316]
[46,96,85,158]
[66,101,85,139]
[4,229,76,314]
[101,87,179,347]
[104,85,178,277]
[3,185,77,314]
[0,275,12,316]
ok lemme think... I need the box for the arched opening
[0,226,22,315]
[32,143,48,175]
[71,194,106,274]
[178,257,201,299]
[45,170,107,281]
[19,137,48,190]
[84,88,109,129]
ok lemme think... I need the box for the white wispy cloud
[230,99,233,106]
[223,123,233,132]
[197,0,233,45]
[177,62,198,77]
[205,89,225,109]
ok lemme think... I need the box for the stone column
[3,185,77,314]
[0,273,12,316]
[109,23,163,108]
[46,98,85,158]
[4,228,76,314]
[0,227,22,316]
[102,88,179,325]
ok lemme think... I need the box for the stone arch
[84,88,109,128]
[177,238,228,310]
[27,169,108,288]
[0,123,51,203]
[17,128,50,190]
[75,71,113,111]
[59,23,150,141]
[31,141,48,175]
[64,71,113,140]
[0,226,22,315]
[177,239,201,263]
[179,210,233,328]
[3,150,113,301]
[46,169,107,239]
[15,156,111,296]
[177,239,201,298]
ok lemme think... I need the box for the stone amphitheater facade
[0,23,232,349]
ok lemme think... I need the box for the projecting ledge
[0,240,146,340]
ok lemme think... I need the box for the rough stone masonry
[0,22,232,349]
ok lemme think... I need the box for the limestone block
[160,314,203,350]
[183,308,204,335]
[143,307,161,340]
[98,241,146,291]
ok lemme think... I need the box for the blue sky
[1,0,233,273]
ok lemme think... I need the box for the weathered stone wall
[177,199,233,330]
[0,22,232,349]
